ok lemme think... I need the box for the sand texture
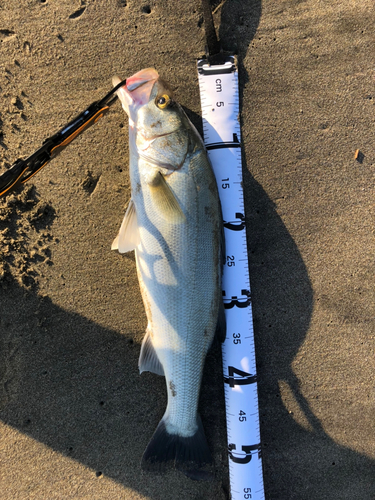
[0,1,374,499]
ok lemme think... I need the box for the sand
[0,0,374,499]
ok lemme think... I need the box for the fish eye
[156,94,171,109]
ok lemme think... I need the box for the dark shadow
[243,175,375,499]
[0,277,228,499]
[216,1,375,499]
[219,0,262,104]
[1,2,374,500]
[0,272,374,499]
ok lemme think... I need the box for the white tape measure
[197,56,265,500]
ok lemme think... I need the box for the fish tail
[141,414,213,480]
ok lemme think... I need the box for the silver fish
[112,68,225,478]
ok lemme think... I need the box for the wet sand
[0,1,374,499]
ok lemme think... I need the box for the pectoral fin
[111,199,140,253]
[148,172,186,224]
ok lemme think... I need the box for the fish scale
[135,152,219,435]
[112,68,224,477]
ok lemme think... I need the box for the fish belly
[133,150,222,474]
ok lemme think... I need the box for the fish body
[112,69,225,477]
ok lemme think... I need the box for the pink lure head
[113,68,159,124]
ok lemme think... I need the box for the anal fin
[139,328,164,376]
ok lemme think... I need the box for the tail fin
[141,415,213,480]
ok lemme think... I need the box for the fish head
[113,68,201,171]
[113,69,188,140]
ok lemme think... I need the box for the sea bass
[112,68,225,478]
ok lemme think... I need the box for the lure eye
[156,94,171,109]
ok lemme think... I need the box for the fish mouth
[113,68,159,112]
[126,68,158,93]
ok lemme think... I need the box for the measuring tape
[197,56,265,500]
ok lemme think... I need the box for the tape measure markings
[198,56,265,500]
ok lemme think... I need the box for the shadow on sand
[0,180,373,500]
[0,1,374,499]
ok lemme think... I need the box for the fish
[111,68,225,479]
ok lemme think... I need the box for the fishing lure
[0,79,126,197]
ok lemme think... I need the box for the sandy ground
[0,0,374,499]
